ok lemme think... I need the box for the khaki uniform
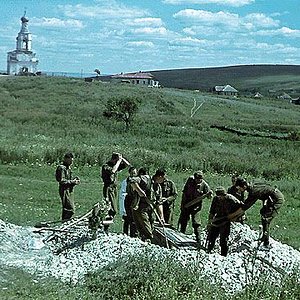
[160,178,177,225]
[130,174,154,241]
[123,177,138,237]
[101,161,126,218]
[244,182,284,246]
[227,185,245,223]
[56,164,76,221]
[179,176,210,243]
[207,194,241,256]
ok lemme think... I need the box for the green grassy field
[0,76,299,299]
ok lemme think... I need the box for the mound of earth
[0,219,299,293]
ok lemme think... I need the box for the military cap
[154,168,166,177]
[215,186,226,196]
[111,152,120,160]
[64,152,74,159]
[194,170,203,178]
[235,177,247,187]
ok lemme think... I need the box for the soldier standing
[130,168,154,242]
[122,166,138,237]
[206,187,243,256]
[154,168,177,226]
[55,152,80,221]
[235,178,284,247]
[227,174,246,224]
[101,152,129,223]
[178,171,212,244]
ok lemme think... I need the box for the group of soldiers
[55,152,284,256]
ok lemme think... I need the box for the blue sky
[1,0,300,74]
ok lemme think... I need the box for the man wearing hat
[178,171,212,244]
[101,152,130,229]
[55,152,80,221]
[151,168,178,225]
[227,173,246,224]
[206,187,243,256]
[235,178,284,247]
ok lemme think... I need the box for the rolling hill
[150,64,300,96]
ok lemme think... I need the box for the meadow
[0,76,299,299]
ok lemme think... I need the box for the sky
[1,0,300,74]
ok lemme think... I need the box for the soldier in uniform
[235,178,284,247]
[153,168,178,226]
[178,171,212,244]
[55,152,80,221]
[206,187,243,256]
[227,174,246,224]
[130,168,154,242]
[101,152,129,224]
[122,166,138,237]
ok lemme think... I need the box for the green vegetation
[103,95,141,130]
[1,256,299,300]
[152,64,300,96]
[0,76,299,299]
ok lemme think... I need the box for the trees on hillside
[94,69,101,77]
[103,96,141,130]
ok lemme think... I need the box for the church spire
[7,12,39,75]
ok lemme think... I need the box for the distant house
[214,84,238,96]
[254,92,263,98]
[290,97,300,105]
[111,71,160,87]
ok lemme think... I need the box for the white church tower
[7,12,39,75]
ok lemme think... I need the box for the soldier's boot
[206,241,215,254]
[194,225,202,246]
[261,219,270,247]
[220,243,229,257]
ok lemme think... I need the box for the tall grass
[1,256,299,300]
[1,77,299,179]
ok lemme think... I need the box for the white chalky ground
[0,219,299,293]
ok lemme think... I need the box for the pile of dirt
[0,219,299,293]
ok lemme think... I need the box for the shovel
[34,219,64,228]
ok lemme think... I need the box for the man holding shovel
[206,187,243,256]
[178,171,212,245]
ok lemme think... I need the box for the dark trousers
[260,190,284,246]
[59,188,75,221]
[179,207,202,243]
[207,223,231,256]
[123,196,137,237]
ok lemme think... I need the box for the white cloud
[127,41,155,47]
[80,53,94,57]
[256,27,300,38]
[162,0,254,7]
[59,3,147,19]
[182,27,196,36]
[255,42,298,54]
[174,9,280,31]
[243,13,279,28]
[169,36,209,47]
[125,18,164,27]
[31,17,84,29]
[174,9,240,27]
[132,27,168,35]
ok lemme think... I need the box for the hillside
[0,76,300,299]
[151,64,300,96]
[0,75,299,178]
[0,76,299,249]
